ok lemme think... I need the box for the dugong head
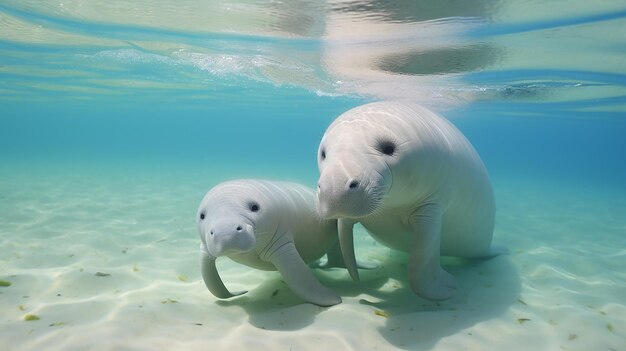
[316,103,411,219]
[197,181,273,257]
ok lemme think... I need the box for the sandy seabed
[0,165,624,351]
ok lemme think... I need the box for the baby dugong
[196,179,342,307]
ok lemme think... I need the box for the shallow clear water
[1,1,625,350]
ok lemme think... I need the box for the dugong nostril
[348,180,359,190]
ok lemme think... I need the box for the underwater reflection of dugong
[316,101,504,301]
[196,179,341,307]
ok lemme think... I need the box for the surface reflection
[1,0,624,109]
[330,0,493,22]
[378,43,501,76]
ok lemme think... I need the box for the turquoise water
[1,1,625,350]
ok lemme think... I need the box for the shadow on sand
[214,266,388,331]
[354,251,521,349]
[215,247,519,348]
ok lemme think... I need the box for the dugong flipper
[196,179,342,307]
[264,235,343,306]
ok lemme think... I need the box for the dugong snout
[317,184,363,220]
[317,165,377,219]
[206,218,255,257]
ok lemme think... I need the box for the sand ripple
[0,169,624,350]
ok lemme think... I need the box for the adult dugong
[316,101,503,301]
[196,179,341,307]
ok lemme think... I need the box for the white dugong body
[316,101,501,301]
[196,179,341,307]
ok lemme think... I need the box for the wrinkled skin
[196,179,342,307]
[317,101,502,301]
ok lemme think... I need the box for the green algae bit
[24,314,40,321]
[0,280,11,287]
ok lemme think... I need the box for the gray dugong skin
[196,179,341,307]
[316,101,502,301]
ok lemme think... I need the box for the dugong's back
[228,179,318,216]
[207,179,315,210]
[401,102,495,257]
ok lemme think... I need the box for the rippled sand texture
[0,165,623,351]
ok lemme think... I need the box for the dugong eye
[320,148,326,160]
[377,140,396,156]
[249,202,260,212]
[200,212,205,220]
